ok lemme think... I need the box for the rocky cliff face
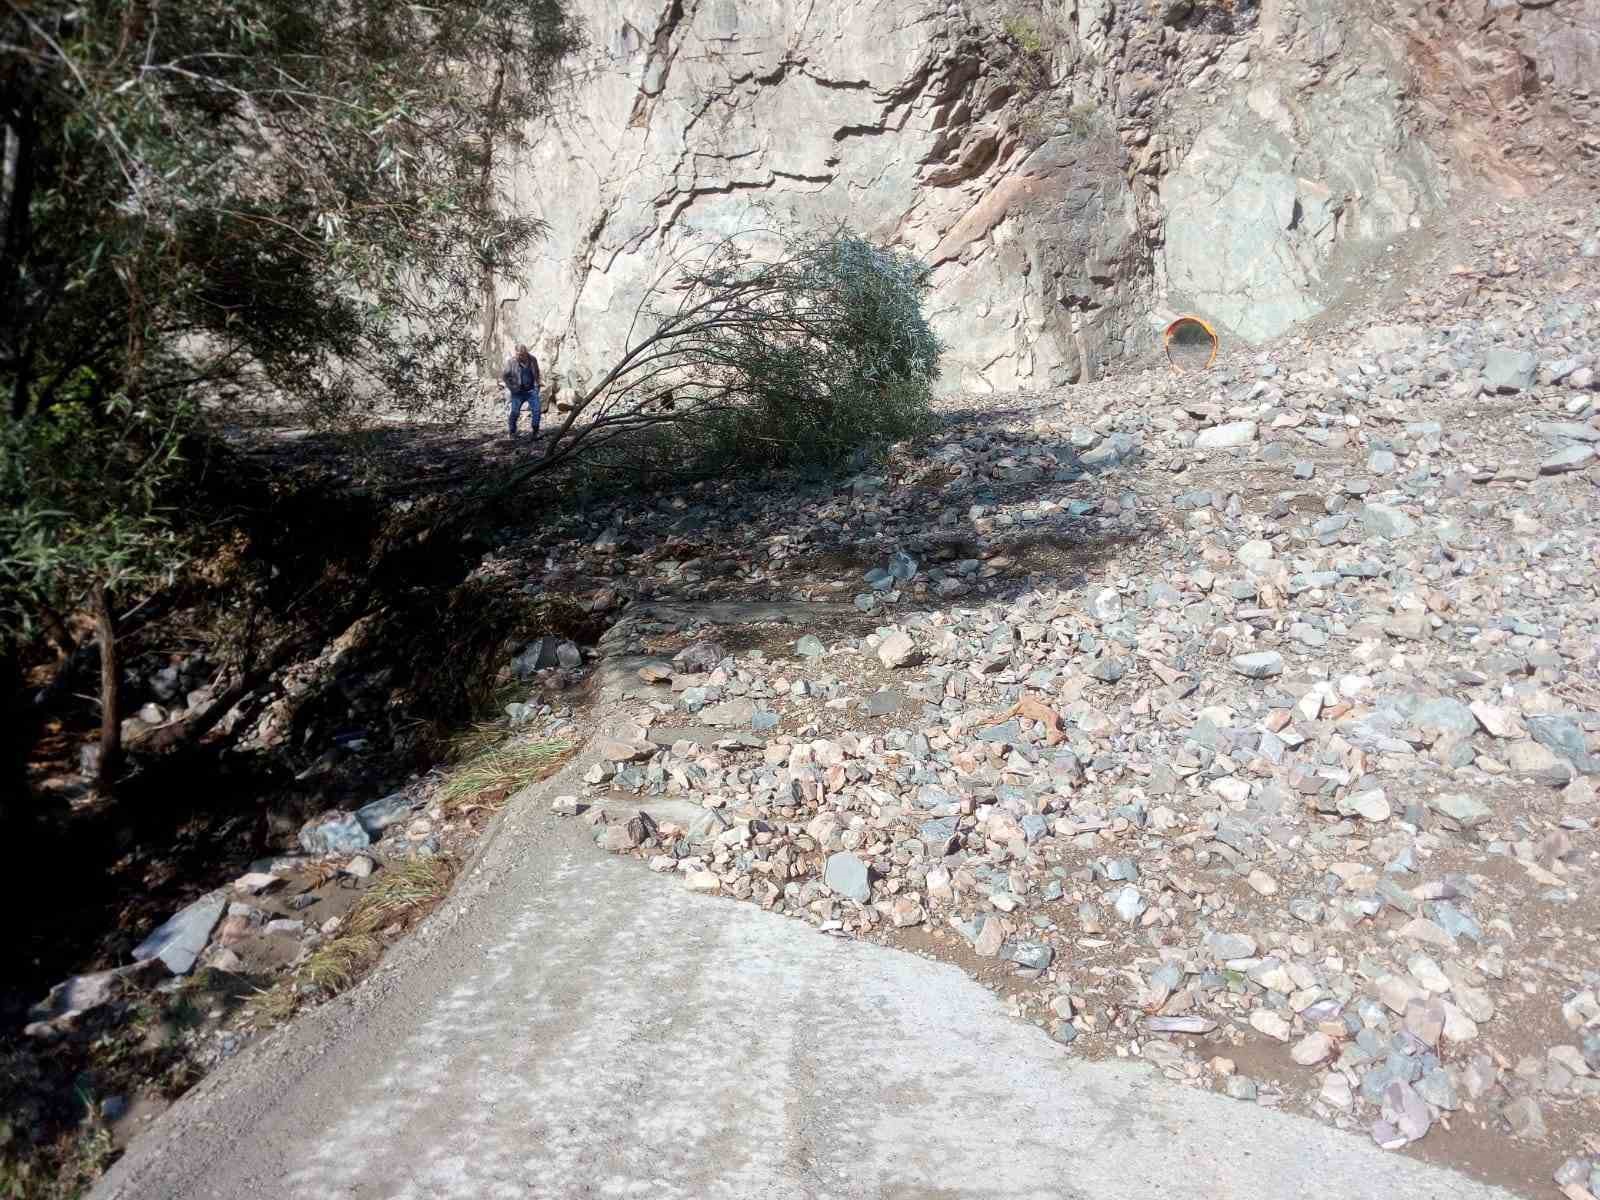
[498,0,1598,395]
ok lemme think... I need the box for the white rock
[1439,999,1479,1044]
[1469,701,1522,739]
[1291,1032,1334,1065]
[1247,870,1278,896]
[1196,420,1258,449]
[1347,789,1391,822]
[1250,1010,1293,1042]
[1231,651,1283,679]
[1210,777,1251,804]
[877,631,920,668]
[1320,1072,1354,1110]
[1113,885,1146,923]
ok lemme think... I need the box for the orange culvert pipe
[1164,315,1218,372]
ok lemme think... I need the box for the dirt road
[92,725,1519,1200]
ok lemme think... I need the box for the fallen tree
[508,227,944,487]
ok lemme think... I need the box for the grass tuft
[346,857,458,935]
[446,718,516,764]
[437,738,574,815]
[301,933,384,994]
[245,981,299,1027]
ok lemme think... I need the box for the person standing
[501,344,542,441]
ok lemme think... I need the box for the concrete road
[94,782,1518,1200]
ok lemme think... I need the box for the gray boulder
[355,791,416,836]
[823,852,871,903]
[132,890,228,975]
[298,810,372,856]
[1483,348,1537,393]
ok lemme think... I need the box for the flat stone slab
[131,890,228,976]
[589,796,711,829]
[823,851,871,903]
[355,792,416,836]
[645,726,765,749]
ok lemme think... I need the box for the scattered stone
[1541,445,1597,474]
[890,896,925,928]
[1483,348,1537,393]
[1506,739,1575,786]
[1231,651,1283,679]
[1196,420,1258,449]
[131,891,228,976]
[1348,789,1392,822]
[1528,715,1599,773]
[1250,1010,1292,1042]
[823,852,871,903]
[876,631,920,669]
[510,636,563,676]
[26,961,163,1038]
[1381,1079,1432,1143]
[1113,885,1146,923]
[1223,1076,1259,1101]
[355,792,416,836]
[598,738,655,764]
[298,811,371,856]
[1426,793,1492,829]
[1145,1016,1218,1035]
[1361,503,1419,540]
[1469,702,1522,739]
[232,872,280,895]
[1208,933,1257,960]
[1321,1072,1354,1110]
[673,641,724,674]
[1291,1032,1334,1065]
[684,870,720,894]
[1501,1095,1547,1140]
[598,817,649,851]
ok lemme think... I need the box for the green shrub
[706,232,941,468]
[527,228,942,486]
[1003,16,1046,53]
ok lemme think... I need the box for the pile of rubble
[546,191,1600,1194]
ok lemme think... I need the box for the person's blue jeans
[508,386,540,436]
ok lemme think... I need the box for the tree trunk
[476,63,507,373]
[3,110,41,420]
[92,584,122,790]
[0,637,25,830]
[38,603,73,660]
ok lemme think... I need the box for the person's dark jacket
[501,353,541,394]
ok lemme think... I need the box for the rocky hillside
[498,0,1598,395]
[543,179,1600,1196]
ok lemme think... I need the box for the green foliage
[1002,16,1047,54]
[1,0,581,635]
[0,385,192,636]
[703,231,942,469]
[996,6,1057,96]
[537,228,941,488]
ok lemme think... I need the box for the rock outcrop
[494,0,1597,393]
